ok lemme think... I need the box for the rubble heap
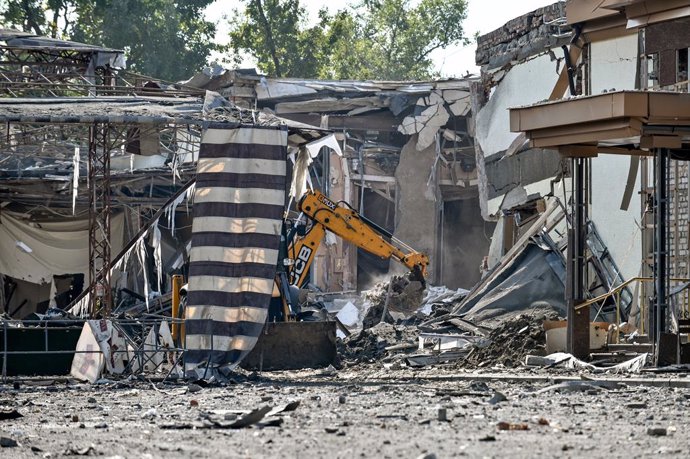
[338,322,417,364]
[460,310,560,368]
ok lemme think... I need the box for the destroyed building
[2,0,690,381]
[183,71,492,292]
[469,0,690,361]
[0,23,493,378]
[0,29,338,322]
[1,5,690,457]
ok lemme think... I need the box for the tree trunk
[253,0,282,77]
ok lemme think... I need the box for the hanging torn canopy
[184,125,288,375]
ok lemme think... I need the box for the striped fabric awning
[185,125,287,374]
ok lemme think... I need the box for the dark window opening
[645,53,659,88]
[677,48,688,88]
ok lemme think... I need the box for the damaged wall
[588,32,642,282]
[476,2,569,71]
[646,17,690,87]
[441,196,492,289]
[473,1,646,287]
[392,137,440,282]
[589,33,638,93]
[186,71,487,292]
[474,51,564,217]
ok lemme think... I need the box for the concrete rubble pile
[331,268,649,373]
[361,274,426,328]
[331,273,566,370]
[459,310,559,368]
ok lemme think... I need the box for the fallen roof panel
[0,28,123,54]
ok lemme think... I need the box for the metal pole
[568,157,589,358]
[655,148,668,346]
[2,321,7,381]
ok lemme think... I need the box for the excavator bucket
[409,265,427,289]
[241,321,338,371]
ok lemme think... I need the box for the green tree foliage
[229,0,468,80]
[0,0,217,81]
[228,0,328,78]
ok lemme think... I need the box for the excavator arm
[287,190,429,287]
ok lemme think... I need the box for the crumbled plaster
[475,52,561,159]
[398,89,470,151]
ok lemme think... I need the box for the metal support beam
[88,123,112,317]
[568,157,589,359]
[653,148,669,351]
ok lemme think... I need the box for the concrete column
[392,136,440,282]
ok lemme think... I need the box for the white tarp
[0,213,124,284]
[70,321,106,383]
[70,319,175,383]
[533,352,650,374]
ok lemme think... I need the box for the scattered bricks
[497,422,529,431]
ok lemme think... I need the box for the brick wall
[475,2,570,70]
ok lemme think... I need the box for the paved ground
[1,366,689,458]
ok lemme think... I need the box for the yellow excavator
[171,188,429,369]
[173,188,428,327]
[271,189,429,321]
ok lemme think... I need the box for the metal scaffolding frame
[0,317,186,381]
[0,38,203,98]
[0,114,205,319]
[88,122,112,317]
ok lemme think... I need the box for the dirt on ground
[0,366,688,459]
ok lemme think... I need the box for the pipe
[561,24,582,97]
[171,274,183,342]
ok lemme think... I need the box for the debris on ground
[330,277,569,371]
[458,310,559,368]
[0,437,18,448]
[647,427,669,436]
[497,422,529,431]
[0,409,22,420]
[160,402,299,430]
[338,322,418,363]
